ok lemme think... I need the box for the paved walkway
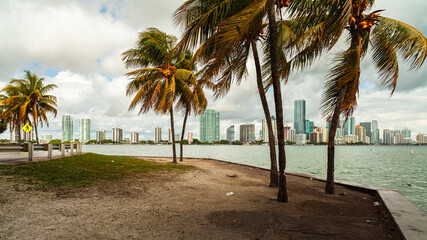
[0,151,73,165]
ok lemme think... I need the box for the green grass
[0,153,194,190]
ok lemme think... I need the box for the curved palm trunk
[267,3,288,202]
[251,40,279,187]
[170,105,177,163]
[325,29,361,194]
[180,108,189,162]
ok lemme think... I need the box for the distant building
[168,128,172,143]
[305,120,312,140]
[240,124,255,143]
[309,132,322,143]
[79,118,91,142]
[96,130,106,142]
[155,127,162,143]
[360,122,371,139]
[344,135,358,144]
[402,127,411,139]
[344,116,355,136]
[226,125,235,142]
[371,120,379,144]
[112,128,123,142]
[284,127,291,142]
[41,134,52,144]
[262,116,277,143]
[62,114,73,142]
[188,132,193,144]
[294,100,306,134]
[355,125,366,143]
[417,134,427,144]
[295,134,306,145]
[200,109,220,142]
[287,129,296,142]
[130,132,139,143]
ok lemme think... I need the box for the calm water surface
[83,144,427,213]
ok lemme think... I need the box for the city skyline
[0,0,426,142]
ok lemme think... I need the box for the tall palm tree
[1,70,57,144]
[175,0,287,188]
[317,0,427,194]
[122,28,197,163]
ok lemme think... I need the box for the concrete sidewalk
[0,151,73,165]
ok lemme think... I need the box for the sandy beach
[0,157,400,239]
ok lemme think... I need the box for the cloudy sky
[0,0,426,141]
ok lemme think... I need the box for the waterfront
[83,144,427,213]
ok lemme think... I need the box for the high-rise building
[371,120,379,144]
[112,128,123,142]
[96,130,106,142]
[287,129,296,142]
[226,125,235,142]
[79,118,91,142]
[40,134,52,144]
[155,127,162,143]
[168,128,172,143]
[360,122,371,139]
[240,124,255,143]
[200,109,220,142]
[188,132,193,144]
[304,120,312,139]
[284,127,291,142]
[355,125,366,143]
[262,116,277,143]
[402,127,411,139]
[294,100,306,134]
[344,116,355,136]
[62,114,73,142]
[416,133,427,144]
[130,132,139,143]
[309,132,322,143]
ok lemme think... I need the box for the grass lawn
[0,153,194,190]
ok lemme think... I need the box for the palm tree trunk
[33,117,39,144]
[267,2,288,202]
[325,29,361,194]
[170,105,177,163]
[325,86,347,194]
[251,40,278,188]
[180,108,189,162]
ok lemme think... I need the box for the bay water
[83,144,427,213]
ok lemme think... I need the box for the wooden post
[70,143,74,156]
[48,144,53,159]
[61,144,65,158]
[28,142,34,162]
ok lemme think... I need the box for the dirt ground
[0,158,400,240]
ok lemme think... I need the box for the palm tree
[176,76,208,162]
[1,70,57,144]
[317,0,427,194]
[122,28,197,163]
[175,0,287,188]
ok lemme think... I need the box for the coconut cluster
[278,0,290,8]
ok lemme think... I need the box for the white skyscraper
[130,132,139,143]
[262,116,277,143]
[112,128,123,142]
[168,128,172,143]
[155,127,162,143]
[79,118,91,142]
